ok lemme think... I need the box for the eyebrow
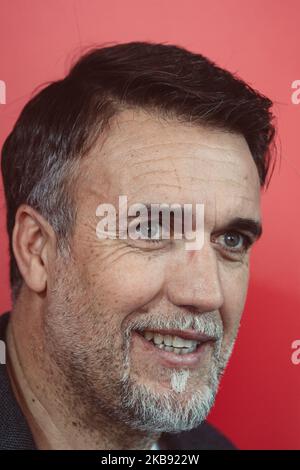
[218,217,263,240]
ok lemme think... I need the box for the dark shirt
[0,312,235,450]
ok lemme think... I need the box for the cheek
[219,261,250,335]
[79,244,167,314]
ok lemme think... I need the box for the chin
[119,373,217,433]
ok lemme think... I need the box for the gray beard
[119,370,217,433]
[116,339,235,434]
[44,308,236,435]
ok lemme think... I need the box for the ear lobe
[12,205,54,294]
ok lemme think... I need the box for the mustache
[124,311,223,341]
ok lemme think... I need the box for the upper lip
[137,328,215,343]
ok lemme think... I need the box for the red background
[0,0,299,450]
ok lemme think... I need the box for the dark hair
[1,41,276,303]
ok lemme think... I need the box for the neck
[6,302,160,450]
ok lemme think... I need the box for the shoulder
[0,312,36,450]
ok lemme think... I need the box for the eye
[213,231,252,254]
[136,220,164,242]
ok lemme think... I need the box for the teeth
[153,334,163,345]
[173,336,193,348]
[140,330,199,354]
[163,335,173,346]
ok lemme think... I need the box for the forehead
[79,108,261,223]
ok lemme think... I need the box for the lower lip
[132,331,213,369]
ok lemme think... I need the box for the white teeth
[173,336,193,348]
[163,335,173,346]
[140,330,199,354]
[153,333,163,345]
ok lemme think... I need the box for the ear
[12,204,57,294]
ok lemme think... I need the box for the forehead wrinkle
[206,178,247,188]
[104,138,244,155]
[129,170,245,185]
[116,170,257,202]
[126,158,251,186]
[116,140,241,152]
[84,115,259,199]
[124,177,248,197]
[129,168,177,179]
[130,182,186,193]
[105,124,242,152]
[96,138,248,175]
[123,152,239,168]
[126,154,198,168]
[119,187,191,205]
[120,138,238,154]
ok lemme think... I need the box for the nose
[166,243,224,313]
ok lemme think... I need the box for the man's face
[45,108,261,433]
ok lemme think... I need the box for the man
[0,41,275,450]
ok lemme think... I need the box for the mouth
[132,328,215,369]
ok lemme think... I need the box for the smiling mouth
[133,328,214,355]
